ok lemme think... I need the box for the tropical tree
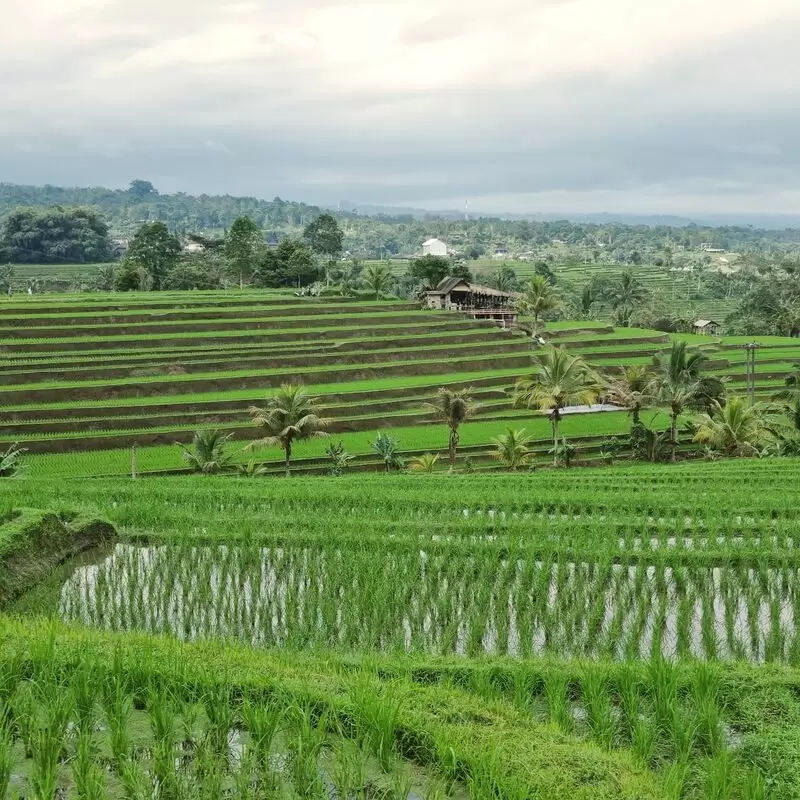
[514,346,602,465]
[0,443,26,477]
[491,428,533,471]
[225,215,263,288]
[409,255,451,289]
[236,458,270,478]
[426,387,481,469]
[247,384,331,477]
[650,341,725,461]
[607,271,647,327]
[772,365,800,433]
[370,432,404,472]
[125,222,181,289]
[410,453,440,473]
[579,284,596,318]
[363,265,392,300]
[491,264,520,293]
[517,275,560,330]
[325,441,354,476]
[549,437,577,467]
[178,429,234,475]
[605,364,652,425]
[303,213,344,283]
[693,396,767,457]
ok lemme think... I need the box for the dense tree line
[0,181,321,237]
[0,207,111,263]
[3,181,800,263]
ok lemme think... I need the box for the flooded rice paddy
[57,544,800,663]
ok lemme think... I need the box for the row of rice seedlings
[58,543,800,663]
[452,658,767,797]
[0,651,458,799]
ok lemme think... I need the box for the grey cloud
[1,0,799,214]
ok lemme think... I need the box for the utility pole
[744,342,760,405]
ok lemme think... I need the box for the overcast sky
[2,0,799,214]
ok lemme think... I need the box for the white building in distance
[422,238,448,257]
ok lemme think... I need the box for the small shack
[425,278,519,326]
[693,319,721,336]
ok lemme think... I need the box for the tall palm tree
[514,346,602,465]
[605,364,652,425]
[363,265,392,301]
[608,271,647,327]
[178,429,234,475]
[426,387,481,469]
[491,428,533,471]
[247,384,331,477]
[650,341,725,461]
[517,275,560,330]
[693,396,767,457]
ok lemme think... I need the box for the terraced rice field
[1,292,796,477]
[0,293,660,475]
[4,462,800,797]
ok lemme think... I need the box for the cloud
[1,0,800,213]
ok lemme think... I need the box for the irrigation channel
[57,544,800,663]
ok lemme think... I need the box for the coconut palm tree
[517,275,560,330]
[608,271,647,327]
[178,429,235,474]
[426,387,481,469]
[693,396,767,457]
[491,428,533,471]
[514,346,602,465]
[363,264,392,301]
[650,341,725,461]
[247,384,331,477]
[605,364,652,425]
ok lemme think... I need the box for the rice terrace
[6,218,800,800]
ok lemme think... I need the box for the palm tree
[411,453,440,473]
[426,387,481,469]
[491,428,533,471]
[178,429,234,474]
[650,341,725,461]
[363,265,392,301]
[514,346,602,465]
[693,396,767,457]
[605,364,652,425]
[608,271,647,327]
[517,275,560,330]
[247,384,331,477]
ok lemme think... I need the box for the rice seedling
[350,677,404,773]
[73,727,106,800]
[0,719,12,798]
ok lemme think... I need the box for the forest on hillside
[3,181,800,265]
